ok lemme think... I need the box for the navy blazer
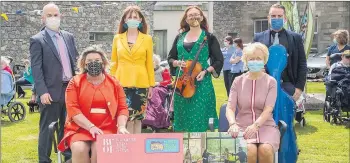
[30,28,79,102]
[253,29,307,91]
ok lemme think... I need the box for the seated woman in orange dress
[58,45,129,163]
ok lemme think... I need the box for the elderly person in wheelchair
[1,56,15,106]
[142,54,172,132]
[226,43,280,163]
[325,50,350,123]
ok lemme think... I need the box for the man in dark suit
[253,3,307,101]
[30,3,78,163]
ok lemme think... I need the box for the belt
[90,108,107,114]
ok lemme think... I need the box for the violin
[267,44,298,163]
[174,39,207,98]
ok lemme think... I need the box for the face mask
[86,61,103,77]
[224,42,229,47]
[333,38,338,44]
[126,19,141,29]
[45,17,61,31]
[187,17,201,27]
[247,60,265,72]
[270,18,284,31]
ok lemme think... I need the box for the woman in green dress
[167,6,223,132]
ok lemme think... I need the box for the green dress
[173,31,218,132]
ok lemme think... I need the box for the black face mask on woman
[86,61,103,77]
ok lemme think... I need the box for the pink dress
[228,73,280,152]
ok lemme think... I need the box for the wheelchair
[1,96,27,122]
[323,79,350,125]
[1,70,26,122]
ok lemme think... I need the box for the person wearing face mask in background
[229,38,244,87]
[226,43,280,163]
[326,30,349,68]
[29,3,78,163]
[221,36,235,97]
[110,5,155,134]
[167,6,223,132]
[58,46,129,163]
[253,3,307,102]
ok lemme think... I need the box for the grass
[1,80,349,163]
[305,82,326,94]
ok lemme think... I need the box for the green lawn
[1,80,349,163]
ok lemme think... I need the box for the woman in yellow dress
[110,5,155,134]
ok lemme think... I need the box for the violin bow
[166,57,184,121]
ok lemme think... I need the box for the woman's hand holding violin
[173,60,186,67]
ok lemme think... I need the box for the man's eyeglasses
[345,55,350,59]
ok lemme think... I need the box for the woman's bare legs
[247,143,258,163]
[133,120,142,134]
[127,121,134,134]
[90,142,98,163]
[257,144,274,163]
[70,141,90,163]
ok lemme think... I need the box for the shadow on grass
[295,123,318,135]
[0,119,17,127]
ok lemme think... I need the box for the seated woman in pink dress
[226,42,280,163]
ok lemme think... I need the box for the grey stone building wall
[213,1,275,45]
[314,1,350,51]
[0,1,156,64]
[213,1,350,53]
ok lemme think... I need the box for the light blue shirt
[45,27,72,81]
[230,49,244,73]
[222,46,236,71]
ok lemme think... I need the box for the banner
[97,132,247,163]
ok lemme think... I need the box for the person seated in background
[328,50,350,79]
[142,54,172,130]
[226,43,280,163]
[1,57,15,106]
[15,59,34,98]
[58,46,129,163]
[1,56,13,76]
[326,30,349,69]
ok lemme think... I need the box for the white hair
[153,54,161,65]
[1,56,10,66]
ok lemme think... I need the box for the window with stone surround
[254,19,269,33]
[89,32,114,42]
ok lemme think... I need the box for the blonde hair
[332,30,349,45]
[343,50,350,56]
[77,45,109,74]
[242,42,269,65]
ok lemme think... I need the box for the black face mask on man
[86,61,103,77]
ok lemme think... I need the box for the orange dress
[67,82,117,146]
[58,73,129,152]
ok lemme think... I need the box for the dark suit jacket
[253,29,307,91]
[30,28,78,102]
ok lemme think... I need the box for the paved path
[305,93,325,110]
